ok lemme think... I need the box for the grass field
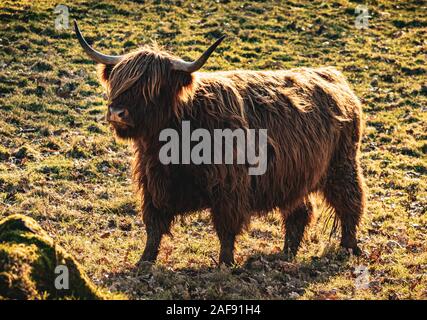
[0,0,426,299]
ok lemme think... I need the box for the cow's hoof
[219,251,235,267]
[283,246,297,261]
[283,253,296,262]
[219,257,235,267]
[341,245,362,256]
[136,255,156,269]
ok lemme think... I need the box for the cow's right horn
[74,20,123,65]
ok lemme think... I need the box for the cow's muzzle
[107,106,134,127]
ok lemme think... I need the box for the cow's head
[74,20,224,139]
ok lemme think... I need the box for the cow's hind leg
[325,160,365,255]
[282,200,313,259]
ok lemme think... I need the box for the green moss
[0,214,105,300]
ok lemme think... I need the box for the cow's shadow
[105,244,359,299]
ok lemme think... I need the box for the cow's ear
[97,64,114,88]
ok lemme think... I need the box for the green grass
[0,0,426,299]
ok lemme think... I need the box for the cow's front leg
[212,204,248,266]
[138,203,174,265]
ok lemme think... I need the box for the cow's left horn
[171,35,226,73]
[74,20,123,65]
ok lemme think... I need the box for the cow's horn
[74,20,123,65]
[171,35,226,73]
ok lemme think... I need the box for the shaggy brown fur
[97,45,365,265]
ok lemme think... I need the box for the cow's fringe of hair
[317,195,340,240]
[108,45,169,101]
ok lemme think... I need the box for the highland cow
[74,20,365,266]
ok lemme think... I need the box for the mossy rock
[0,214,106,299]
